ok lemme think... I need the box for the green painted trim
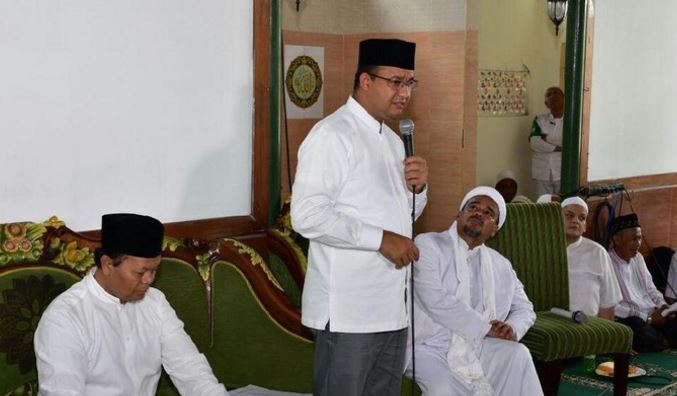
[561,0,588,196]
[268,0,282,226]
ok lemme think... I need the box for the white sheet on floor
[229,385,312,396]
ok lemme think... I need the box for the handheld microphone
[550,307,587,324]
[399,119,415,157]
[400,118,417,392]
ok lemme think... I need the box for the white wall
[588,0,677,180]
[0,0,253,230]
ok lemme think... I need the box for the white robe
[567,237,622,316]
[34,269,228,396]
[405,227,542,396]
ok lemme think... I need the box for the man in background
[494,169,531,204]
[291,38,428,395]
[529,87,564,196]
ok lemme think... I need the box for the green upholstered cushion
[487,203,569,312]
[209,261,313,392]
[401,377,422,396]
[153,258,210,352]
[155,373,180,396]
[521,312,633,361]
[268,253,302,308]
[153,258,212,395]
[0,268,80,395]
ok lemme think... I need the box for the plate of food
[595,361,646,378]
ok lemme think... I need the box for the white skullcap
[561,196,588,212]
[511,195,533,204]
[460,186,507,229]
[536,194,555,204]
[495,169,517,184]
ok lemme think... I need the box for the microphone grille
[399,119,415,137]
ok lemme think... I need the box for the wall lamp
[547,0,568,36]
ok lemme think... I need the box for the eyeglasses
[463,202,497,223]
[367,73,418,91]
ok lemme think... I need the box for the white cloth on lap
[230,385,312,396]
[407,338,541,396]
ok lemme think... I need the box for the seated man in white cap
[34,213,229,396]
[405,187,541,396]
[561,196,621,320]
[536,193,561,204]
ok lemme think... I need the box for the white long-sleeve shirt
[609,249,667,321]
[567,237,622,316]
[529,113,562,181]
[408,228,536,359]
[291,96,427,333]
[666,253,677,299]
[34,269,228,396]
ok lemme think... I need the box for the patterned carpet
[558,349,677,396]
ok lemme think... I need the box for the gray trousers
[311,324,407,396]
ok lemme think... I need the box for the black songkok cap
[609,213,641,236]
[99,213,164,258]
[358,39,416,70]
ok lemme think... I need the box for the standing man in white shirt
[561,196,621,319]
[291,38,428,396]
[608,213,677,352]
[34,213,228,396]
[529,87,564,197]
[405,187,541,396]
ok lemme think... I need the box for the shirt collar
[548,112,562,121]
[610,248,636,265]
[570,236,584,249]
[346,96,383,134]
[86,267,125,306]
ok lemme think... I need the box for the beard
[462,224,481,238]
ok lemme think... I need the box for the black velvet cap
[358,39,416,70]
[609,213,641,236]
[99,213,164,258]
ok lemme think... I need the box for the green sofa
[0,218,314,395]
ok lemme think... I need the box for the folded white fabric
[230,385,312,396]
